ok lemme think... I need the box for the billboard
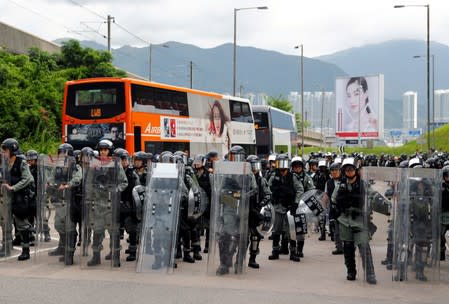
[335,74,384,139]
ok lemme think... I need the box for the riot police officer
[314,159,329,241]
[441,165,449,261]
[85,139,128,267]
[114,148,140,262]
[326,161,343,254]
[246,155,271,269]
[268,154,304,262]
[291,156,314,258]
[1,138,34,261]
[336,158,376,284]
[133,151,148,186]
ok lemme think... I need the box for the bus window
[254,112,269,129]
[230,100,253,123]
[131,84,189,116]
[66,82,125,119]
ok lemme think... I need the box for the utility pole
[107,15,115,53]
[190,61,193,89]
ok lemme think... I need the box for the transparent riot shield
[207,161,252,276]
[0,154,13,261]
[289,190,327,241]
[392,168,441,283]
[187,177,209,221]
[362,167,399,283]
[36,155,76,266]
[136,163,183,273]
[81,156,120,269]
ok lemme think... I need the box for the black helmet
[74,149,81,160]
[228,145,246,162]
[329,162,341,171]
[81,146,94,157]
[308,159,318,166]
[174,151,188,165]
[398,160,409,168]
[159,151,174,163]
[246,155,261,172]
[275,154,290,169]
[25,149,39,161]
[1,138,20,155]
[97,139,114,154]
[442,165,449,179]
[58,143,74,156]
[114,148,130,160]
[134,151,148,163]
[192,154,206,168]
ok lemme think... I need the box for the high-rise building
[402,91,418,129]
[434,89,449,125]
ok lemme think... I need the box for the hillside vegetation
[0,40,125,153]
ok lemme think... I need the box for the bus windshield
[66,82,125,119]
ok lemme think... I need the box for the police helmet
[291,156,304,168]
[1,138,20,155]
[329,162,341,171]
[424,157,437,168]
[57,143,74,156]
[73,150,81,161]
[318,159,328,168]
[308,159,318,166]
[333,157,342,164]
[246,155,261,172]
[228,145,246,162]
[159,151,174,163]
[341,157,358,171]
[192,154,206,168]
[97,139,114,154]
[409,157,423,168]
[442,165,449,179]
[268,154,277,162]
[81,147,94,157]
[398,160,409,168]
[25,149,39,161]
[275,154,290,169]
[174,151,188,165]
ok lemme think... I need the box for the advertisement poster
[67,123,125,149]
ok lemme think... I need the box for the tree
[267,94,293,113]
[295,112,310,132]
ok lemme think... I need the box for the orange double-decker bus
[62,77,256,156]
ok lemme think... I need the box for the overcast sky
[3,0,449,57]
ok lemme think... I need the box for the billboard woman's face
[212,106,221,135]
[346,82,367,114]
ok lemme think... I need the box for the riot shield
[259,203,274,236]
[81,156,121,269]
[36,155,76,266]
[207,161,252,276]
[392,168,441,282]
[136,163,183,273]
[0,154,13,261]
[187,177,209,221]
[361,167,399,283]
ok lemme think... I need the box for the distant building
[247,92,268,106]
[288,91,336,135]
[434,89,449,125]
[402,91,418,129]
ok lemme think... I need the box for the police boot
[193,246,203,261]
[104,251,112,260]
[12,235,22,246]
[18,232,31,261]
[343,241,356,281]
[297,240,305,258]
[268,234,280,260]
[248,254,259,269]
[183,250,195,263]
[48,233,66,256]
[175,243,182,259]
[280,237,289,255]
[87,252,101,267]
[358,243,377,285]
[381,243,393,269]
[289,240,300,262]
[203,229,209,253]
[126,249,137,262]
[318,228,326,241]
[43,223,51,242]
[414,245,427,281]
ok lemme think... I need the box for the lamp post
[413,54,435,149]
[395,4,430,152]
[294,44,304,158]
[149,43,169,81]
[233,6,268,96]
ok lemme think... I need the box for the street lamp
[233,6,268,96]
[395,4,430,152]
[294,44,304,158]
[149,43,169,81]
[414,54,435,149]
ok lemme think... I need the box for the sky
[3,0,449,57]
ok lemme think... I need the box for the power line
[65,0,106,20]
